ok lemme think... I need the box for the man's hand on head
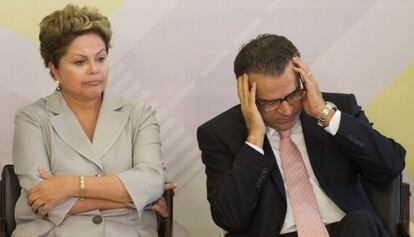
[237,74,266,148]
[292,57,326,120]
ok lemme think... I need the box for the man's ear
[48,62,59,80]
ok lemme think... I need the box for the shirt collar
[265,115,302,139]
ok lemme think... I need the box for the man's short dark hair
[234,34,300,78]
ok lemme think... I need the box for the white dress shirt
[246,111,345,234]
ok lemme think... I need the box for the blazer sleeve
[12,110,77,226]
[117,104,165,217]
[197,123,275,232]
[333,94,406,181]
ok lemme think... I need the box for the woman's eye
[74,60,85,65]
[97,57,106,63]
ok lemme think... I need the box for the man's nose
[278,100,293,115]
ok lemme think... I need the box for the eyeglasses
[256,76,305,112]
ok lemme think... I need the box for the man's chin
[267,120,296,131]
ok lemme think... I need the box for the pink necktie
[278,129,329,237]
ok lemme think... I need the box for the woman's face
[50,33,109,102]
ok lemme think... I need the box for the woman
[12,4,165,237]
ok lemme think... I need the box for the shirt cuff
[245,141,264,155]
[324,110,341,135]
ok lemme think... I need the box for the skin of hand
[291,57,326,119]
[237,74,266,148]
[151,182,177,218]
[28,168,176,217]
[27,167,77,217]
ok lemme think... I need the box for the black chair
[362,174,410,237]
[0,164,173,237]
[222,173,411,237]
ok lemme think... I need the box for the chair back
[361,174,408,237]
[0,164,20,237]
[0,164,174,237]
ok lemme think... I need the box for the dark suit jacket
[197,93,406,237]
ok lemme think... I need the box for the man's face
[249,61,303,131]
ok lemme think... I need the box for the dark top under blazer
[197,93,406,237]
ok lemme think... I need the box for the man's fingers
[238,75,245,104]
[293,66,308,80]
[242,74,252,105]
[237,75,243,99]
[249,82,257,105]
[292,56,311,72]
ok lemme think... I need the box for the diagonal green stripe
[365,64,414,177]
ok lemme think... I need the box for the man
[197,34,405,237]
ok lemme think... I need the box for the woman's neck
[61,91,103,116]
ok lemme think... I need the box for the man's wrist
[247,134,264,148]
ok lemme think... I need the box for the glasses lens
[287,89,305,103]
[261,100,281,112]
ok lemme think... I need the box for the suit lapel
[300,113,324,180]
[92,93,129,159]
[46,91,103,169]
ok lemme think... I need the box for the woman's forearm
[66,176,132,203]
[69,198,130,214]
[67,176,132,203]
[85,176,133,203]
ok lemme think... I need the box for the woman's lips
[83,80,103,86]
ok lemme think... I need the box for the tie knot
[278,129,291,139]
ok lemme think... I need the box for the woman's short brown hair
[39,4,112,68]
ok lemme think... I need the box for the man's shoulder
[198,104,243,133]
[197,104,246,148]
[322,92,357,112]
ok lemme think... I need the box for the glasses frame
[256,75,305,112]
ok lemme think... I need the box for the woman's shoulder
[111,95,156,114]
[14,95,51,121]
[112,96,158,125]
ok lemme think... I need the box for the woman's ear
[48,62,59,80]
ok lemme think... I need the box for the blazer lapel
[300,113,324,180]
[92,93,129,159]
[46,91,103,169]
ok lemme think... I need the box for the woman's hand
[150,182,176,218]
[27,167,77,217]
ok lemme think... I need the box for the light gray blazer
[11,91,165,237]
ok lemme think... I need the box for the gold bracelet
[79,176,86,200]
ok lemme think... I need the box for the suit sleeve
[13,110,77,226]
[197,124,275,232]
[117,104,165,217]
[333,94,406,181]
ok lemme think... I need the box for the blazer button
[92,215,103,224]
